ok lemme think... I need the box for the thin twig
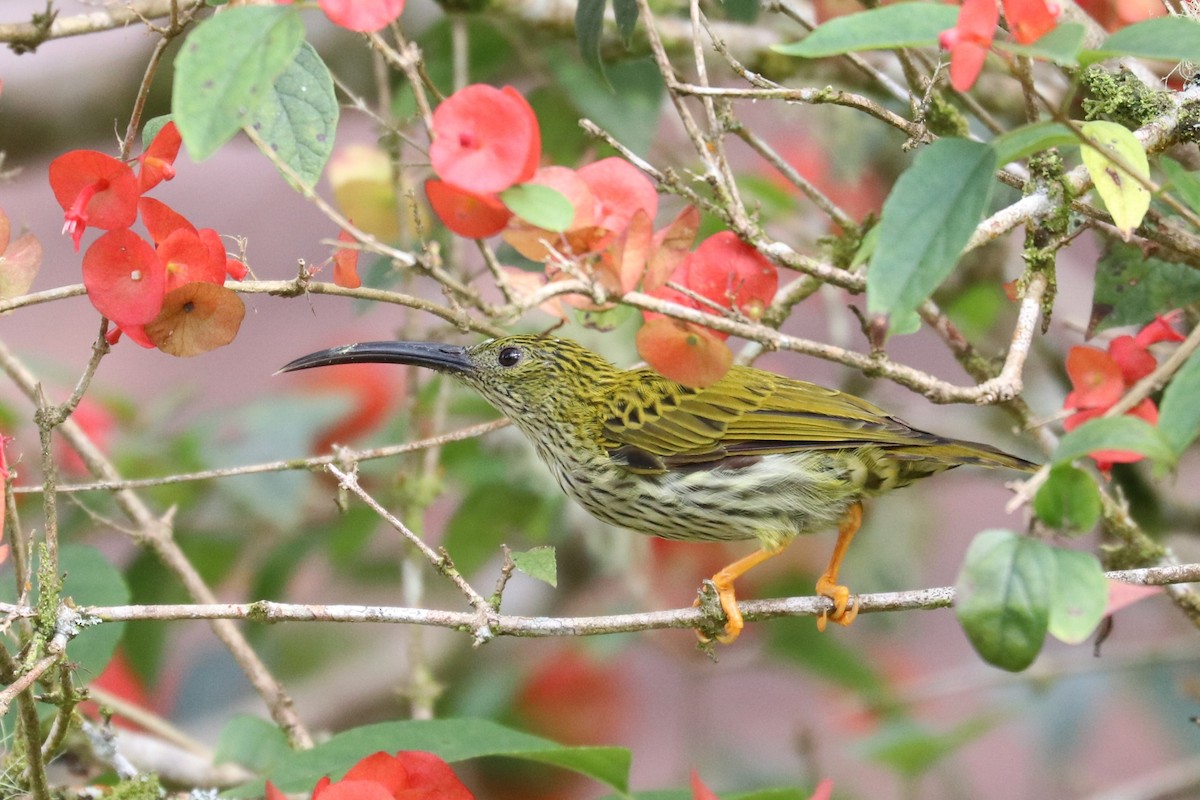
[10,561,1196,636]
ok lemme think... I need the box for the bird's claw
[815,577,859,632]
[693,579,743,645]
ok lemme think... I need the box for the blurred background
[1,0,1198,797]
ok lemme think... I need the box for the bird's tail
[894,436,1038,473]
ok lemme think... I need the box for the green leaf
[1159,345,1200,454]
[512,546,558,587]
[215,715,290,772]
[867,138,997,331]
[0,545,130,706]
[141,115,174,150]
[245,41,339,189]
[501,184,576,232]
[863,716,996,778]
[444,480,561,577]
[576,0,608,76]
[1052,416,1176,467]
[1081,16,1200,65]
[549,55,664,158]
[1160,156,1200,215]
[261,719,631,795]
[765,609,889,701]
[1080,120,1150,240]
[991,121,1077,165]
[613,0,639,44]
[955,529,1053,671]
[993,22,1085,64]
[57,546,131,678]
[1047,548,1107,645]
[173,5,305,160]
[1089,242,1200,334]
[1034,463,1101,533]
[773,3,958,57]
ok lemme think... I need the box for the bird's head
[278,335,619,422]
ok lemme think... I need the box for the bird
[279,335,1036,643]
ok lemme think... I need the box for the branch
[13,419,509,495]
[0,0,203,48]
[10,562,1193,638]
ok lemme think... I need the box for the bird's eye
[498,346,523,367]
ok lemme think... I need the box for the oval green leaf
[1159,345,1200,455]
[1052,415,1176,466]
[173,6,304,161]
[512,545,558,588]
[246,41,339,189]
[992,121,1077,165]
[773,3,959,57]
[993,22,1085,64]
[955,529,1052,672]
[867,138,997,331]
[1047,547,1107,645]
[261,719,631,795]
[501,183,576,232]
[1080,120,1150,241]
[1034,463,1102,533]
[1081,16,1200,65]
[1161,156,1200,215]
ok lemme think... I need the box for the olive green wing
[600,367,1033,474]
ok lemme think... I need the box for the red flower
[1062,311,1185,471]
[429,85,540,195]
[137,121,182,193]
[576,157,658,239]
[1063,346,1123,410]
[310,751,474,800]
[81,229,166,326]
[1001,0,1059,43]
[158,227,227,292]
[49,151,140,250]
[1064,398,1158,471]
[317,0,405,32]
[1134,311,1185,347]
[333,228,362,289]
[939,0,999,92]
[425,179,513,239]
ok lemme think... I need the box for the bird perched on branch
[280,335,1035,643]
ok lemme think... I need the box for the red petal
[391,751,475,799]
[577,158,658,236]
[941,0,999,91]
[138,121,182,192]
[425,179,512,238]
[1063,346,1123,410]
[333,228,362,289]
[1134,311,1185,347]
[1107,335,1155,385]
[139,197,196,245]
[691,769,720,800]
[430,85,540,195]
[636,318,734,388]
[82,229,165,325]
[342,752,409,793]
[158,228,225,291]
[312,779,396,800]
[685,231,778,321]
[318,0,405,31]
[1001,0,1059,44]
[49,151,140,246]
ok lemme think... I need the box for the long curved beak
[277,341,475,375]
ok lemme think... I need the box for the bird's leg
[696,546,787,644]
[815,500,863,632]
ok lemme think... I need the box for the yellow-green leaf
[1080,120,1150,241]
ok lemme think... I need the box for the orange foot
[694,546,786,645]
[815,573,859,632]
